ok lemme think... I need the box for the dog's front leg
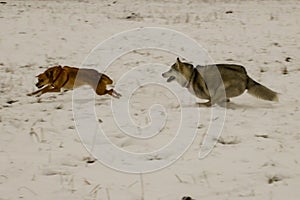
[37,86,61,97]
[27,86,61,97]
[210,87,228,107]
[27,85,52,96]
[27,90,42,96]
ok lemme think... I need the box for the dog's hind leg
[105,89,121,98]
[96,87,121,98]
[111,90,122,98]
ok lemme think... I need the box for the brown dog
[27,66,121,98]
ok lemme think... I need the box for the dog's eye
[40,79,44,82]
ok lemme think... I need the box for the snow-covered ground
[0,1,299,199]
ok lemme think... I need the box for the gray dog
[162,58,278,106]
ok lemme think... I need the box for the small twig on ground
[175,174,188,184]
[89,184,101,199]
[217,137,240,145]
[255,134,269,139]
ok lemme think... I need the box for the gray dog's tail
[246,77,278,102]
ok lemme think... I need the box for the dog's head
[35,66,62,88]
[162,58,194,87]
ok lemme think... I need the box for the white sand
[0,0,300,199]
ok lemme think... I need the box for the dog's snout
[162,70,170,78]
[36,82,43,88]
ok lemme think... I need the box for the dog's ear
[176,57,183,69]
[36,73,42,78]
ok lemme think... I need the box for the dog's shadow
[188,101,276,110]
[225,101,276,110]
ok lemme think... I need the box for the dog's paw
[196,102,211,107]
[112,94,121,99]
[182,196,194,200]
[27,92,41,97]
[113,91,122,99]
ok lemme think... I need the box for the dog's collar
[184,68,196,88]
[51,67,64,87]
[61,74,69,88]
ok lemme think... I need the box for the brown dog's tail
[246,76,278,102]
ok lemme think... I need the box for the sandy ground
[0,0,300,199]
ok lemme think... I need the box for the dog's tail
[246,76,278,102]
